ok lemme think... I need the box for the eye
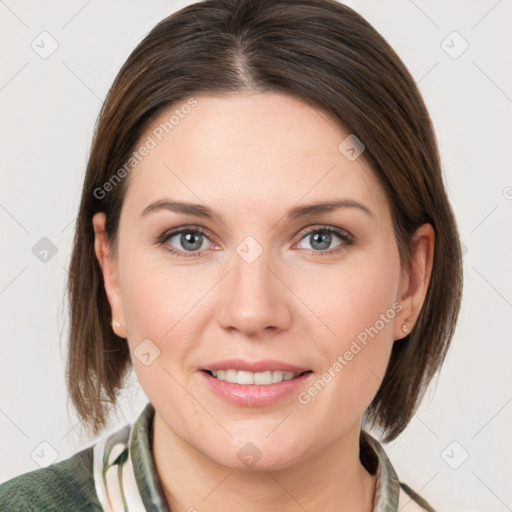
[157,225,354,258]
[158,227,214,257]
[295,226,353,255]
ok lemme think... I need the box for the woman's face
[95,92,415,470]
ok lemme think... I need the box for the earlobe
[92,212,128,339]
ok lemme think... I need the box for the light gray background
[1,1,511,511]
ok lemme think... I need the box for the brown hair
[66,0,463,442]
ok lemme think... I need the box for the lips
[200,358,311,374]
[199,368,314,407]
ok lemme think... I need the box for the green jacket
[0,402,436,511]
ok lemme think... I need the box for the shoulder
[399,482,437,511]
[0,446,102,512]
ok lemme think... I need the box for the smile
[199,369,314,407]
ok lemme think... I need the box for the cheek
[117,249,214,381]
[118,244,201,335]
[306,248,400,342]
[304,251,400,406]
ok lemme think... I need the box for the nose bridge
[233,239,273,295]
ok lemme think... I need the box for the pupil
[311,231,331,250]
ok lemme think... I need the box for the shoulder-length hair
[66,0,463,442]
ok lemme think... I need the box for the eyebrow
[139,198,374,221]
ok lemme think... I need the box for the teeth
[210,369,298,385]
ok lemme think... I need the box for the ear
[394,223,435,340]
[92,212,127,338]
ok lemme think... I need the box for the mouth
[199,367,314,407]
[198,359,314,406]
[202,369,313,385]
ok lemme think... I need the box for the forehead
[122,92,386,216]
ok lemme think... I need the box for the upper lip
[201,359,311,374]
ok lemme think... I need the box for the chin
[205,438,305,472]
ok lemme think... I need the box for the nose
[217,246,293,338]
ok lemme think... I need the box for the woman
[0,0,462,510]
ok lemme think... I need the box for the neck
[151,413,377,512]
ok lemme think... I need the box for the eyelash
[156,225,354,259]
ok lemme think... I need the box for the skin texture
[92,92,434,511]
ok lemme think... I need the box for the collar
[93,401,405,511]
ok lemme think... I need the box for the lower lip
[199,370,313,407]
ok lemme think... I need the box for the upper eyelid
[296,224,351,239]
